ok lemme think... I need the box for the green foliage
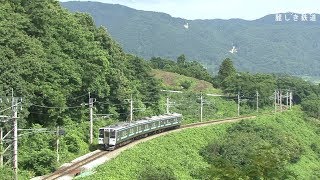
[301,95,320,119]
[152,69,220,93]
[0,0,163,176]
[176,54,186,65]
[179,80,192,90]
[197,121,302,179]
[138,166,177,180]
[218,64,320,109]
[222,72,276,107]
[63,2,320,76]
[80,109,320,179]
[0,166,30,180]
[276,75,320,104]
[150,56,213,83]
[23,148,57,176]
[218,58,236,82]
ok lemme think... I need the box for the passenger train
[98,113,182,150]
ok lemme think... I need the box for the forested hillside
[0,0,161,178]
[62,1,320,76]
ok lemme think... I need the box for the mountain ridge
[62,1,320,76]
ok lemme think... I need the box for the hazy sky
[63,0,320,20]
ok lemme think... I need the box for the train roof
[102,113,182,131]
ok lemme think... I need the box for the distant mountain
[62,1,320,76]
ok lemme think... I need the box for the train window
[110,131,116,138]
[99,129,104,138]
[130,128,133,134]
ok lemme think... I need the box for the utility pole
[274,90,277,113]
[166,97,170,114]
[130,94,133,123]
[286,91,289,107]
[56,126,59,163]
[289,91,292,109]
[277,90,279,107]
[12,89,18,180]
[0,127,3,167]
[200,93,203,122]
[256,91,259,113]
[279,90,282,112]
[88,92,94,144]
[237,92,240,116]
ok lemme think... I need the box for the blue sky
[62,0,320,20]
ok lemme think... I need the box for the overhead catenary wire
[29,103,83,109]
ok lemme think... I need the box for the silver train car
[98,113,182,150]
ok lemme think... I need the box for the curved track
[44,150,109,180]
[42,115,256,179]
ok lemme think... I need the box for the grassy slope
[152,69,220,94]
[81,108,320,179]
[153,69,241,124]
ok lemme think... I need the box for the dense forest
[1,0,320,179]
[0,0,162,178]
[63,1,320,76]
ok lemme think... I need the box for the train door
[98,128,105,144]
[103,129,110,145]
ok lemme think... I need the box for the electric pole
[279,90,282,112]
[274,90,277,113]
[286,91,289,107]
[0,127,3,167]
[56,126,59,163]
[166,97,170,114]
[289,91,292,109]
[237,92,240,116]
[88,92,94,144]
[0,90,22,179]
[130,94,133,123]
[200,93,203,122]
[256,91,259,113]
[12,90,18,180]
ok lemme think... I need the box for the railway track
[42,115,256,179]
[181,115,256,129]
[43,150,109,180]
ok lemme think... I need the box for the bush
[197,121,301,179]
[179,80,192,90]
[138,166,176,180]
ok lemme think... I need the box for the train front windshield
[99,129,104,138]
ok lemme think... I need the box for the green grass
[80,107,320,179]
[152,69,220,94]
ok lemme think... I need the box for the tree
[218,58,236,82]
[197,121,301,179]
[301,95,320,119]
[177,54,186,65]
[138,166,177,180]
